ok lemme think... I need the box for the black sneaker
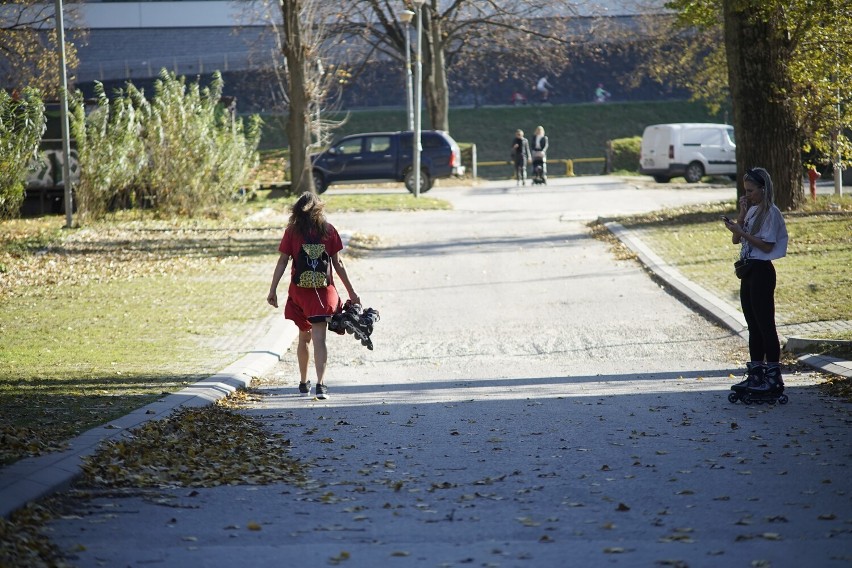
[316,383,329,400]
[298,381,311,397]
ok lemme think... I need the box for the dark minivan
[310,130,464,194]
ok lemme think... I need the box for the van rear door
[640,125,672,172]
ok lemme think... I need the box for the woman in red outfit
[267,192,360,399]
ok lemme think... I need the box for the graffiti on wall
[26,147,80,189]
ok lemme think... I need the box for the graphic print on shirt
[295,243,330,288]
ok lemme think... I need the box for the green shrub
[143,70,261,216]
[0,89,46,219]
[70,83,146,220]
[70,70,261,220]
[610,136,642,173]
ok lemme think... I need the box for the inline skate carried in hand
[327,300,380,350]
[728,363,788,405]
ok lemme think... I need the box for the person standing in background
[511,129,531,186]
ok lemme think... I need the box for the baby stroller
[531,156,547,185]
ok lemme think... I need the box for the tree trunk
[281,0,315,194]
[422,4,450,133]
[723,1,803,210]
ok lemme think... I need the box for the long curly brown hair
[287,192,328,239]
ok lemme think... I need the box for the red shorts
[284,284,341,331]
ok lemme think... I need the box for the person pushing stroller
[530,125,548,185]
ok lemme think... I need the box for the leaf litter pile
[0,218,281,301]
[0,425,69,465]
[80,404,307,488]
[0,395,306,567]
[1,501,74,568]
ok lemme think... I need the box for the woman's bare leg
[311,322,328,384]
[297,329,311,384]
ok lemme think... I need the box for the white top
[741,204,788,261]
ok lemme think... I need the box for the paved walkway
[1,179,849,567]
[780,320,852,337]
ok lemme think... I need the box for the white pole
[836,90,843,196]
[413,1,424,198]
[404,15,414,131]
[834,9,843,197]
[54,0,73,228]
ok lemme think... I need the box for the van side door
[685,127,735,175]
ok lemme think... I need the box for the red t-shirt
[277,224,344,325]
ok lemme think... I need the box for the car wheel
[404,168,431,194]
[312,171,327,194]
[653,175,671,183]
[684,162,704,184]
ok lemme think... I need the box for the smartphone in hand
[721,215,732,224]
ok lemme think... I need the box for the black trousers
[739,260,780,362]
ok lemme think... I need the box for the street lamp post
[412,0,425,198]
[54,0,73,227]
[313,58,324,147]
[399,10,415,131]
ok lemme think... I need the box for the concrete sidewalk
[1,188,849,529]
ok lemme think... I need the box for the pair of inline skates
[328,300,380,350]
[728,362,788,405]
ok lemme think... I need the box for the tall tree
[635,0,852,210]
[723,0,802,210]
[258,0,343,194]
[0,1,81,96]
[280,0,313,193]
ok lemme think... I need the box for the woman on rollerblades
[722,167,789,404]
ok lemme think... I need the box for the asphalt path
[46,177,852,567]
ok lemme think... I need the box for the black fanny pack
[734,259,754,279]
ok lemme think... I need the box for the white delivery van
[639,123,736,183]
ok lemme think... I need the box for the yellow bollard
[565,159,575,177]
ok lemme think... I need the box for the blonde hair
[743,167,773,235]
[535,126,545,135]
